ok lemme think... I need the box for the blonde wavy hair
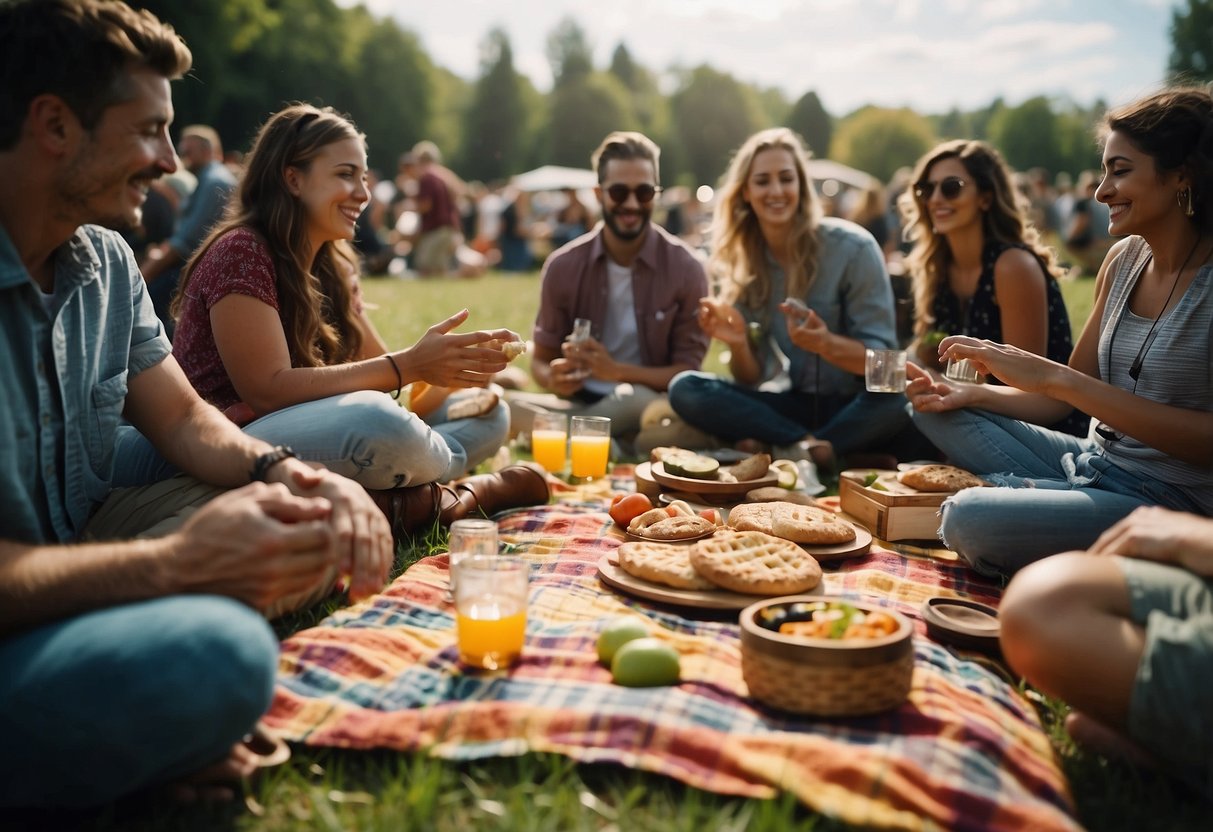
[897,139,1063,340]
[710,128,823,310]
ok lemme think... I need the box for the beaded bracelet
[384,353,403,400]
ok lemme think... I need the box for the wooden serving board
[597,555,818,611]
[650,461,778,498]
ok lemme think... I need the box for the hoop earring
[1179,188,1196,217]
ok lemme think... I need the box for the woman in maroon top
[171,105,544,534]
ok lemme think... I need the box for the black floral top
[932,240,1089,436]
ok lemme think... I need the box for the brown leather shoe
[370,482,457,540]
[371,463,551,540]
[446,462,550,522]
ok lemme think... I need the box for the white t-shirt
[584,259,644,395]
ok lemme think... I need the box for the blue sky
[346,0,1175,114]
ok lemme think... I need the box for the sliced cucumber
[664,455,720,480]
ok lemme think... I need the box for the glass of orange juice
[570,415,611,480]
[530,411,568,474]
[453,555,528,670]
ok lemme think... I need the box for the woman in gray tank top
[903,87,1213,578]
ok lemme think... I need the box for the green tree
[1169,0,1213,82]
[753,86,789,127]
[608,43,669,141]
[669,66,765,185]
[785,91,832,159]
[934,108,971,140]
[832,107,935,182]
[545,72,635,168]
[546,17,594,88]
[458,28,531,182]
[988,96,1066,175]
[341,7,435,175]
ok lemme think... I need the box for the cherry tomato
[609,493,654,527]
[697,508,722,526]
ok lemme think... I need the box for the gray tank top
[1096,236,1213,512]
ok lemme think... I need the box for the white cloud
[338,0,1170,113]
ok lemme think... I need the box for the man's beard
[602,206,650,241]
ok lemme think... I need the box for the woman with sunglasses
[906,87,1213,578]
[899,139,1088,436]
[169,105,545,536]
[667,127,919,467]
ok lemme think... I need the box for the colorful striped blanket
[267,473,1079,831]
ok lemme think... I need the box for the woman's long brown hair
[897,139,1062,340]
[173,103,365,366]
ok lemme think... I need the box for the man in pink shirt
[513,132,710,456]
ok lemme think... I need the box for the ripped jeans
[912,408,1205,577]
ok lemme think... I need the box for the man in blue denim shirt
[0,0,391,808]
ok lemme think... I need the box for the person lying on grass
[1001,506,1213,803]
[0,0,392,809]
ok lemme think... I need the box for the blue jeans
[112,390,509,489]
[913,408,1205,576]
[0,596,277,808]
[666,371,915,455]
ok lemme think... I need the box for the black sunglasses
[913,176,967,201]
[604,183,661,204]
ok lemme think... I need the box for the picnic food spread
[689,530,823,595]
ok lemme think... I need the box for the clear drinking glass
[453,555,528,671]
[944,357,981,384]
[447,518,498,596]
[530,411,568,474]
[865,348,908,393]
[569,415,611,479]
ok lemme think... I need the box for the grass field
[11,271,1209,832]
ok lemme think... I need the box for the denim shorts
[1120,556,1213,799]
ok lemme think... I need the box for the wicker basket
[739,596,914,717]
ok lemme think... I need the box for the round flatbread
[617,541,716,590]
[689,530,822,595]
[628,508,714,540]
[729,501,856,544]
[898,464,987,493]
[744,487,818,506]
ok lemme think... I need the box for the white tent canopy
[510,165,598,192]
[806,159,878,190]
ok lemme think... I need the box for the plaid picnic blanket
[267,470,1079,831]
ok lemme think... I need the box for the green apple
[611,638,681,687]
[596,617,650,665]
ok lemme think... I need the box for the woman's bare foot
[1065,711,1155,768]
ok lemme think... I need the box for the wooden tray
[597,555,813,610]
[650,461,778,499]
[838,469,948,541]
